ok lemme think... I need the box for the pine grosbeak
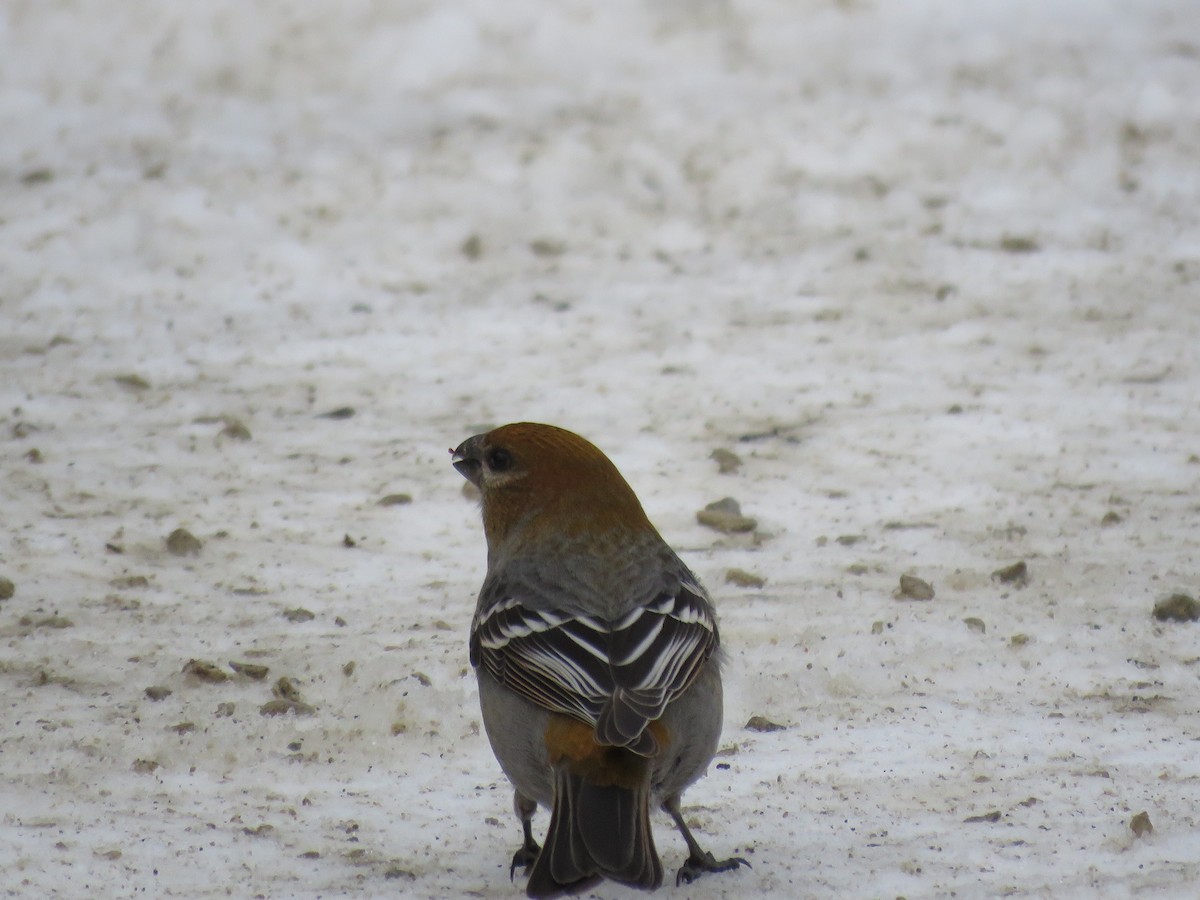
[452,423,747,897]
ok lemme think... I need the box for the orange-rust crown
[452,423,657,554]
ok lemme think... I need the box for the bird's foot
[509,840,541,881]
[675,850,750,886]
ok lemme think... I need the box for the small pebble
[696,498,757,534]
[0,577,14,600]
[229,661,270,680]
[745,715,787,733]
[529,238,566,257]
[710,448,743,474]
[261,699,315,717]
[725,568,765,589]
[283,607,315,623]
[144,685,173,701]
[998,235,1040,254]
[219,419,252,441]
[115,374,151,391]
[166,528,202,557]
[131,759,160,775]
[1100,511,1122,527]
[182,659,228,683]
[991,560,1028,586]
[110,575,150,590]
[274,677,303,701]
[963,617,987,633]
[1152,593,1199,623]
[460,234,483,259]
[897,574,935,601]
[963,810,1002,824]
[20,167,55,185]
[377,493,412,507]
[1130,811,1153,838]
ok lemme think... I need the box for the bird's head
[451,423,654,554]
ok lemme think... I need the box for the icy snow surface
[3,1,1200,897]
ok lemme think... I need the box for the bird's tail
[525,754,663,898]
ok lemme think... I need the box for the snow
[2,0,1199,897]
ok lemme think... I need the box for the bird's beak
[451,436,483,487]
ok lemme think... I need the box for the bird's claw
[509,842,541,881]
[675,850,751,886]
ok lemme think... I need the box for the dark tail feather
[526,764,663,898]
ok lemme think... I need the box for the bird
[451,422,748,897]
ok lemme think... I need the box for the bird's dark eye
[486,447,513,472]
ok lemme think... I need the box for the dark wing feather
[471,582,718,754]
[597,587,717,750]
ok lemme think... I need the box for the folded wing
[471,585,717,755]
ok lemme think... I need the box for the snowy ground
[3,1,1200,897]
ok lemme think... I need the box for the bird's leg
[663,795,750,886]
[509,791,541,880]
